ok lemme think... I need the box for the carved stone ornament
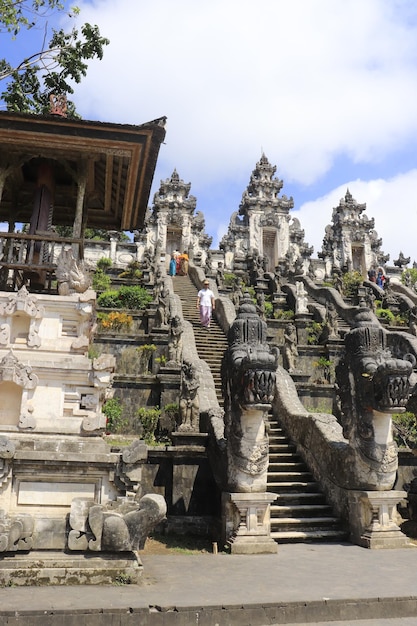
[56,249,91,295]
[226,294,278,407]
[336,309,412,486]
[0,286,43,319]
[0,350,38,389]
[0,509,34,553]
[67,493,166,552]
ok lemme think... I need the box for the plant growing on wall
[392,412,417,449]
[103,397,126,433]
[137,344,156,374]
[307,321,325,345]
[134,406,161,445]
[313,356,333,383]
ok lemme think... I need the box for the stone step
[267,481,321,491]
[271,528,348,542]
[271,504,334,517]
[268,471,314,482]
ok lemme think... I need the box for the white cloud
[71,0,417,259]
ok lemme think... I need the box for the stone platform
[0,542,417,625]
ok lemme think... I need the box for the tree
[0,1,109,116]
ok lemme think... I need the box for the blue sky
[2,0,417,264]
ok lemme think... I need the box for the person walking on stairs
[197,279,215,328]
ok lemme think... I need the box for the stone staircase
[267,416,348,543]
[173,275,348,543]
[171,275,227,405]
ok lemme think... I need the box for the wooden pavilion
[0,110,166,289]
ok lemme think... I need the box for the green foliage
[392,412,417,449]
[264,300,273,318]
[92,269,111,292]
[96,257,112,271]
[97,289,120,308]
[313,356,333,383]
[118,285,152,310]
[402,268,417,286]
[103,397,126,433]
[97,285,152,310]
[375,307,406,326]
[87,344,101,360]
[342,271,363,297]
[1,5,109,115]
[134,406,161,445]
[223,272,237,287]
[307,321,325,345]
[118,260,142,280]
[158,403,180,442]
[274,309,294,320]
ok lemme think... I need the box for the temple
[1,108,417,585]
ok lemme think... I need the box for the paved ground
[1,542,417,624]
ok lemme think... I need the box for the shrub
[274,309,294,320]
[376,307,396,325]
[392,412,417,449]
[119,260,143,280]
[134,406,161,445]
[118,285,153,309]
[96,257,112,271]
[97,285,152,310]
[97,311,133,333]
[264,301,274,318]
[92,269,111,292]
[97,289,120,308]
[342,271,363,297]
[401,268,417,286]
[103,398,126,433]
[223,272,237,287]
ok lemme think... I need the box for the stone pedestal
[349,490,410,549]
[294,312,313,345]
[157,364,181,408]
[222,492,278,554]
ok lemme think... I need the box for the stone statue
[216,261,225,289]
[68,493,166,553]
[167,315,183,364]
[56,249,91,295]
[256,291,266,320]
[295,281,308,314]
[178,361,200,432]
[282,323,298,373]
[409,306,417,337]
[156,286,170,328]
[335,309,412,489]
[230,278,243,310]
[326,303,339,339]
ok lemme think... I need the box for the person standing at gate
[197,279,215,328]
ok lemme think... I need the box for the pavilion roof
[0,111,166,231]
